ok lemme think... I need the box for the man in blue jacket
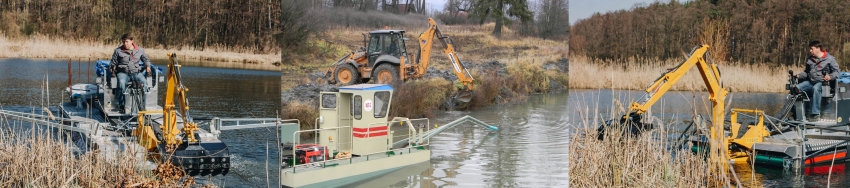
[796,40,840,120]
[110,33,152,113]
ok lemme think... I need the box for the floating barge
[277,84,497,187]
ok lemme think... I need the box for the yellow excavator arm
[613,45,731,175]
[132,53,231,176]
[412,18,475,91]
[135,53,198,150]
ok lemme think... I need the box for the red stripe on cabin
[353,131,388,138]
[352,125,388,133]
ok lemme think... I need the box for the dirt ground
[281,59,567,107]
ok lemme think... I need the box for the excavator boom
[134,53,230,176]
[601,45,731,178]
[413,18,475,101]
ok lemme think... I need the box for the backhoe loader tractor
[326,18,475,102]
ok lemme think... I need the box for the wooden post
[68,59,72,95]
[77,58,81,84]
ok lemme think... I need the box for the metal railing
[210,117,299,135]
[285,118,432,173]
[392,115,495,147]
[288,126,354,172]
[0,109,102,136]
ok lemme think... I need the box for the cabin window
[321,94,336,109]
[374,91,390,118]
[353,95,362,120]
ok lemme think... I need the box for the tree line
[570,0,850,65]
[0,0,566,56]
[0,0,281,53]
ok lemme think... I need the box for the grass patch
[568,55,791,93]
[506,58,551,93]
[389,78,456,119]
[0,34,280,65]
[281,101,319,139]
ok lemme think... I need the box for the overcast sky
[427,0,664,26]
[570,0,672,25]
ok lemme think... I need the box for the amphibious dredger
[4,54,234,176]
[707,70,850,169]
[276,84,498,187]
[596,44,850,173]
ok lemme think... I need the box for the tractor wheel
[373,64,400,84]
[334,64,359,85]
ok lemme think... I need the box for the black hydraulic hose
[674,119,697,150]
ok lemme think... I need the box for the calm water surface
[349,91,571,187]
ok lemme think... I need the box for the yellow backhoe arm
[134,53,198,151]
[623,45,731,174]
[414,18,475,90]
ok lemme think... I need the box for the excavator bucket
[455,90,474,103]
[159,140,231,176]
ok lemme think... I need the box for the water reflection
[349,92,571,187]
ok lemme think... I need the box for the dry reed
[0,34,280,64]
[389,78,456,118]
[569,104,729,187]
[322,23,566,70]
[568,55,792,93]
[0,115,216,187]
[281,101,320,139]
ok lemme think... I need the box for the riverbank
[0,35,280,65]
[280,23,568,131]
[568,55,792,93]
[281,58,568,132]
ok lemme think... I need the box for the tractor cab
[365,30,408,67]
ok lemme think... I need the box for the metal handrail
[289,126,354,170]
[210,118,300,135]
[287,118,431,171]
[0,109,99,136]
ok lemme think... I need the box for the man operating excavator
[794,40,840,120]
[110,33,152,113]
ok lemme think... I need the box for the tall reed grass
[0,114,214,187]
[568,55,791,93]
[569,104,731,187]
[0,34,280,64]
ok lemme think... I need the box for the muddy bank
[282,59,568,120]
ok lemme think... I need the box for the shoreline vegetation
[569,105,730,187]
[0,34,281,65]
[568,55,792,93]
[0,119,213,187]
[281,22,568,133]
